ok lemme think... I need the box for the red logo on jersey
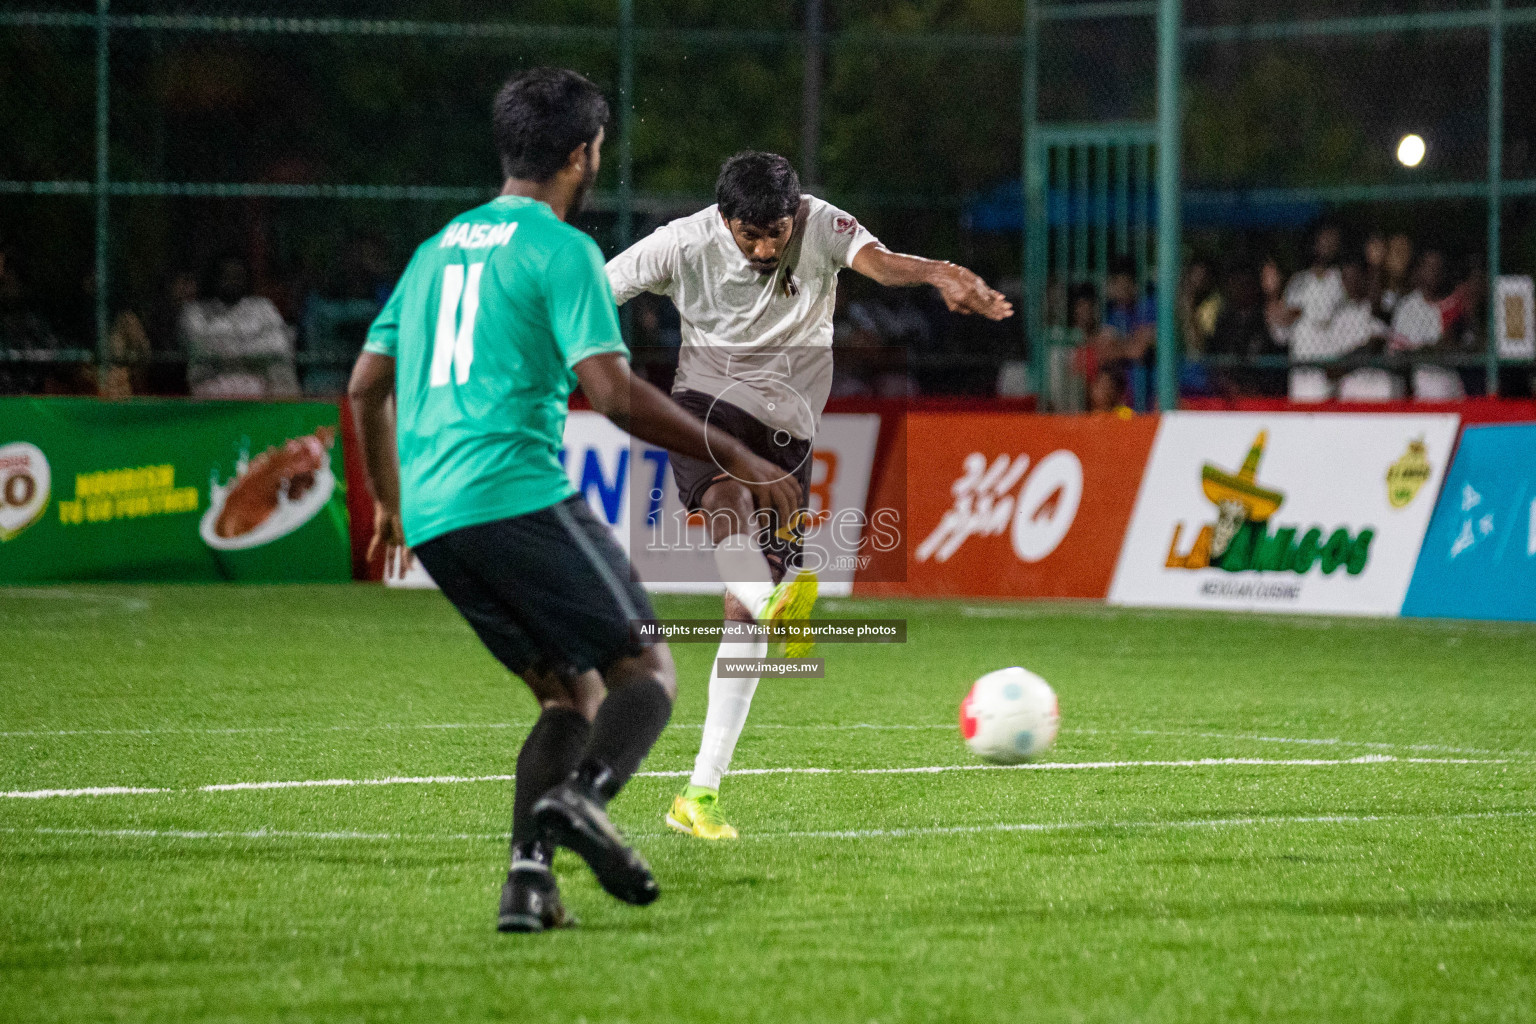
[833,215,857,236]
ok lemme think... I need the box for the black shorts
[668,388,813,582]
[412,495,656,679]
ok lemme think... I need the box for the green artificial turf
[1,584,1534,1023]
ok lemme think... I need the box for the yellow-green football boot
[665,785,739,840]
[764,570,819,658]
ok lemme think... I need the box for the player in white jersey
[607,152,1011,839]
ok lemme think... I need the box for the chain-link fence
[4,2,1535,405]
[0,1,1025,399]
[1030,0,1536,411]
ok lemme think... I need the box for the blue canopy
[962,180,1323,233]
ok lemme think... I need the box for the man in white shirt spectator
[1283,258,1397,402]
[1272,224,1346,401]
[1390,249,1475,401]
[1330,261,1399,401]
[181,256,300,399]
[1366,232,1415,321]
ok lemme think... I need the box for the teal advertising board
[1403,422,1536,621]
[0,398,350,583]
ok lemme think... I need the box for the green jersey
[364,196,627,546]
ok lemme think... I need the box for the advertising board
[0,398,351,583]
[1403,422,1536,621]
[858,413,1157,599]
[1108,412,1458,615]
[386,411,880,596]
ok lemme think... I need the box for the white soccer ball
[960,667,1060,764]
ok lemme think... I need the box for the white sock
[711,534,776,620]
[690,638,767,791]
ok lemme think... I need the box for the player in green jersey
[348,69,799,932]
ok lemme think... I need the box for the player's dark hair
[715,152,802,227]
[492,68,609,183]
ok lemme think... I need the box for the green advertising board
[0,398,351,583]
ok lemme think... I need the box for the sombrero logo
[1165,431,1374,576]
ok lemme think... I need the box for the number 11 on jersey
[431,262,484,387]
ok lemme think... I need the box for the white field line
[0,722,955,739]
[1,755,1514,801]
[5,808,1533,846]
[0,588,149,611]
[761,807,1536,841]
[0,723,533,739]
[1077,727,1536,760]
[4,721,1530,762]
[4,826,497,842]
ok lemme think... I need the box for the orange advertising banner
[857,413,1159,599]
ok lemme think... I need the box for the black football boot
[497,840,577,933]
[531,762,659,906]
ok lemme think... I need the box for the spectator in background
[831,288,919,398]
[1178,257,1222,358]
[1390,249,1476,401]
[1260,259,1290,341]
[100,306,152,399]
[847,291,934,350]
[1208,261,1285,397]
[1103,254,1156,356]
[1177,257,1222,397]
[1273,223,1346,401]
[1327,259,1398,401]
[1088,360,1131,416]
[1068,281,1134,411]
[1097,256,1156,407]
[0,246,68,395]
[1369,232,1415,321]
[634,292,682,352]
[629,291,683,391]
[300,234,393,396]
[1287,257,1387,403]
[144,270,197,395]
[99,269,199,398]
[182,255,299,399]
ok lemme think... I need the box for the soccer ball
[959,667,1060,764]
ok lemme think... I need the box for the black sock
[573,679,674,802]
[512,706,590,849]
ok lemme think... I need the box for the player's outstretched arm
[574,353,801,524]
[850,244,1013,321]
[347,351,408,569]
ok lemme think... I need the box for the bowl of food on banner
[199,427,349,581]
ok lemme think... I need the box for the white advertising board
[388,411,881,597]
[1108,412,1459,616]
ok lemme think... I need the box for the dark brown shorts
[667,388,813,582]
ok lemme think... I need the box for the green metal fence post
[1053,147,1068,332]
[617,0,634,250]
[1022,0,1042,395]
[1074,146,1088,283]
[1115,142,1129,257]
[1137,144,1151,299]
[617,0,634,341]
[1154,0,1181,411]
[94,0,110,387]
[1487,0,1503,396]
[1094,142,1108,296]
[802,0,824,187]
